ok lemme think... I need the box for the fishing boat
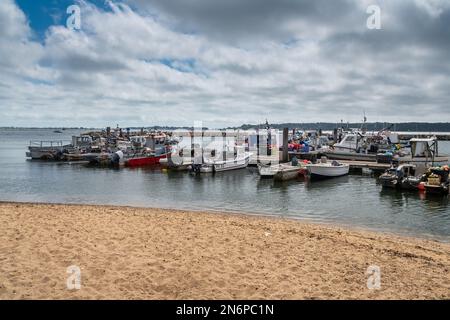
[125,150,167,167]
[378,164,424,190]
[423,166,450,195]
[321,130,399,162]
[26,140,71,160]
[306,158,350,180]
[88,151,125,167]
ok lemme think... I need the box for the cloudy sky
[1,0,449,128]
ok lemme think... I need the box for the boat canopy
[409,137,437,143]
[409,137,438,158]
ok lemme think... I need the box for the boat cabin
[334,133,359,151]
[130,136,147,147]
[389,164,416,178]
[72,135,93,148]
[409,137,438,159]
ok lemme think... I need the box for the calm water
[0,128,449,241]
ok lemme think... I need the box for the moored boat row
[24,124,449,195]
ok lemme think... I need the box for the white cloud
[0,0,449,127]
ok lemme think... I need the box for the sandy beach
[0,202,449,300]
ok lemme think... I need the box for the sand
[0,202,449,300]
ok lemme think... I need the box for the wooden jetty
[338,160,390,172]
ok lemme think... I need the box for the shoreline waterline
[1,202,449,299]
[1,200,449,244]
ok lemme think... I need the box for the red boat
[125,153,167,167]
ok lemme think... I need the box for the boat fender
[418,182,426,191]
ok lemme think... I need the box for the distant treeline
[3,122,450,132]
[230,122,450,132]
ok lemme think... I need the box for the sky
[0,0,449,128]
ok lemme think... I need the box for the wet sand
[0,202,449,299]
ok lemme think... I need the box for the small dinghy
[258,157,308,181]
[306,157,349,180]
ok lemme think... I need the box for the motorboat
[423,166,450,195]
[306,158,350,180]
[378,164,425,190]
[198,152,251,173]
[124,149,168,167]
[321,129,402,162]
[258,159,308,181]
[192,146,252,173]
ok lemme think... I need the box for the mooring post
[282,127,289,163]
[256,128,260,163]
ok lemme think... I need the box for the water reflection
[379,187,449,214]
[1,128,450,240]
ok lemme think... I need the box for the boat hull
[307,163,350,180]
[200,153,251,173]
[125,153,167,167]
[379,177,400,189]
[321,151,376,162]
[425,184,449,195]
[257,164,279,178]
[27,147,66,160]
[399,156,449,167]
[213,156,250,172]
[273,169,300,181]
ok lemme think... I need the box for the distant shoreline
[1,202,449,299]
[3,122,450,132]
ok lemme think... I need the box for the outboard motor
[191,164,202,174]
[111,150,124,165]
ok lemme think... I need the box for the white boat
[258,163,306,181]
[322,130,401,161]
[198,151,252,173]
[306,159,350,180]
[398,137,449,166]
[274,164,306,181]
